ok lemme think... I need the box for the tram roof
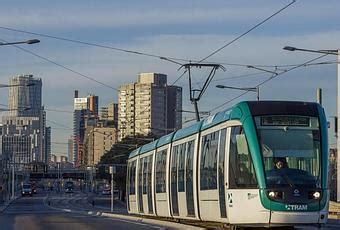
[139,139,159,155]
[156,132,175,148]
[172,121,203,141]
[128,147,141,159]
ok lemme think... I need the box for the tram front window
[255,116,321,188]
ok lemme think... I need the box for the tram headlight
[309,191,321,200]
[267,190,283,200]
[268,191,276,198]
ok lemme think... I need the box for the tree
[98,134,156,199]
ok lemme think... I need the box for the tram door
[170,145,179,216]
[226,125,269,224]
[170,139,196,218]
[199,128,227,222]
[140,154,154,215]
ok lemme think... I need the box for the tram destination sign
[261,116,310,127]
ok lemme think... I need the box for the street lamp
[0,39,40,46]
[283,45,340,202]
[216,84,260,101]
[283,46,338,55]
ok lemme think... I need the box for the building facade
[2,75,46,165]
[45,127,51,164]
[100,102,118,128]
[73,91,99,167]
[118,73,182,140]
[83,126,118,166]
[8,74,42,117]
[67,136,73,164]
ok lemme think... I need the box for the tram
[126,101,329,228]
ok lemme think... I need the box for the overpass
[30,169,87,180]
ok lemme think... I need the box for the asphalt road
[0,192,166,230]
[2,191,340,230]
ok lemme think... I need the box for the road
[0,191,174,230]
[2,190,339,229]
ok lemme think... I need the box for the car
[65,187,74,193]
[102,188,111,195]
[65,181,74,193]
[22,183,33,196]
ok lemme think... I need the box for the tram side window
[142,157,149,194]
[178,143,186,192]
[129,161,136,195]
[155,149,167,193]
[200,130,219,190]
[229,126,257,189]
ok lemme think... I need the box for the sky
[0,0,339,155]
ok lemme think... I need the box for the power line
[0,38,120,92]
[0,26,184,66]
[45,108,73,114]
[46,119,72,130]
[209,53,329,112]
[170,1,295,102]
[52,141,69,145]
[199,0,296,63]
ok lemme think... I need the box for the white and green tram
[126,101,329,228]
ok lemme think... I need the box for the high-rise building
[87,95,99,117]
[8,74,42,117]
[118,73,182,140]
[2,74,46,164]
[68,137,73,164]
[73,91,99,167]
[166,86,182,131]
[83,126,117,166]
[45,127,51,164]
[100,102,118,128]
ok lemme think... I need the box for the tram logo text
[285,204,307,211]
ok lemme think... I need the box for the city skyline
[0,0,339,155]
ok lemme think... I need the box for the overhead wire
[46,119,72,130]
[199,0,296,63]
[0,38,120,92]
[169,0,296,97]
[209,53,329,113]
[0,26,185,66]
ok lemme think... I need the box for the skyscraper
[8,74,42,117]
[2,74,46,164]
[87,94,99,117]
[68,136,73,164]
[100,102,118,128]
[73,91,99,167]
[118,73,182,140]
[45,127,51,164]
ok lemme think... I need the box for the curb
[101,212,203,229]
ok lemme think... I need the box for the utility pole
[11,157,15,199]
[109,166,116,212]
[337,50,340,202]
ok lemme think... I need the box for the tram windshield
[255,116,321,188]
